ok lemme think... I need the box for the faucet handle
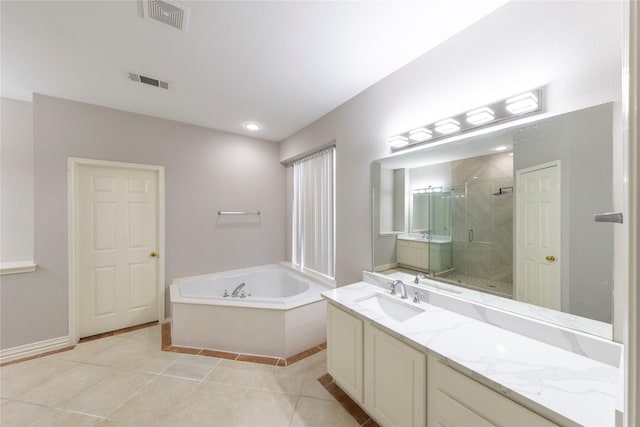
[413,291,425,304]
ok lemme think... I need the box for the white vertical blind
[292,146,335,279]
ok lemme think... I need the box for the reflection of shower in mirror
[492,186,513,196]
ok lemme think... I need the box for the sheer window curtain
[292,147,335,279]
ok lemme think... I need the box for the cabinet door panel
[416,244,429,269]
[365,323,426,427]
[327,304,364,402]
[398,244,417,267]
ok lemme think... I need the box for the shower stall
[436,177,514,296]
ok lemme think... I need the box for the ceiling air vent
[143,0,190,33]
[128,72,170,90]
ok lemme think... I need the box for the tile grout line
[102,371,160,422]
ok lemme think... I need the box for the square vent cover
[143,0,190,33]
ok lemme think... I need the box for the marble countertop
[322,281,620,427]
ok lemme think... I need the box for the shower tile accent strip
[160,322,326,367]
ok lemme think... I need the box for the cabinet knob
[545,255,556,262]
[150,251,158,257]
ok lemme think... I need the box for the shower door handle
[468,229,473,242]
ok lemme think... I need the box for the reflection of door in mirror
[516,161,561,310]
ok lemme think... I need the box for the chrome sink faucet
[390,280,408,299]
[414,272,427,284]
[231,282,246,298]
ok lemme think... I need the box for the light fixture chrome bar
[388,88,542,152]
[218,211,261,216]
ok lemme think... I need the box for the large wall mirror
[372,103,614,339]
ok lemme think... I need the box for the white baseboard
[0,336,73,364]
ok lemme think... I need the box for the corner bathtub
[169,264,330,358]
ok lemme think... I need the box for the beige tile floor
[0,325,357,426]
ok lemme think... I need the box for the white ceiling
[1,0,509,142]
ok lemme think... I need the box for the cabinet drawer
[428,355,558,427]
[397,240,427,249]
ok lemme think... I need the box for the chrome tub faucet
[231,282,246,298]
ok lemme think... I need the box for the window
[292,146,335,279]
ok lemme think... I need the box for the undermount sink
[356,293,425,322]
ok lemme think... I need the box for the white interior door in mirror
[516,161,561,310]
[78,165,159,337]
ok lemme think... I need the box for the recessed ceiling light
[495,145,508,151]
[244,122,262,131]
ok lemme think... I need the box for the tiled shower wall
[450,152,513,285]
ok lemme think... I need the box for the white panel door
[515,162,561,310]
[78,165,159,337]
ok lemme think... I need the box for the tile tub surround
[0,324,359,427]
[323,281,621,426]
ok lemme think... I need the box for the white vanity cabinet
[427,355,559,427]
[364,322,426,427]
[327,303,426,426]
[397,239,429,270]
[327,303,364,403]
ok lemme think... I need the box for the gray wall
[1,98,34,262]
[1,94,285,350]
[280,1,622,287]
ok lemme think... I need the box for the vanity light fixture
[466,107,495,125]
[387,135,409,148]
[409,127,432,142]
[413,186,443,194]
[434,118,460,135]
[505,92,539,114]
[387,88,542,151]
[244,122,262,131]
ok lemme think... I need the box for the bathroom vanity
[396,233,452,273]
[323,273,621,427]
